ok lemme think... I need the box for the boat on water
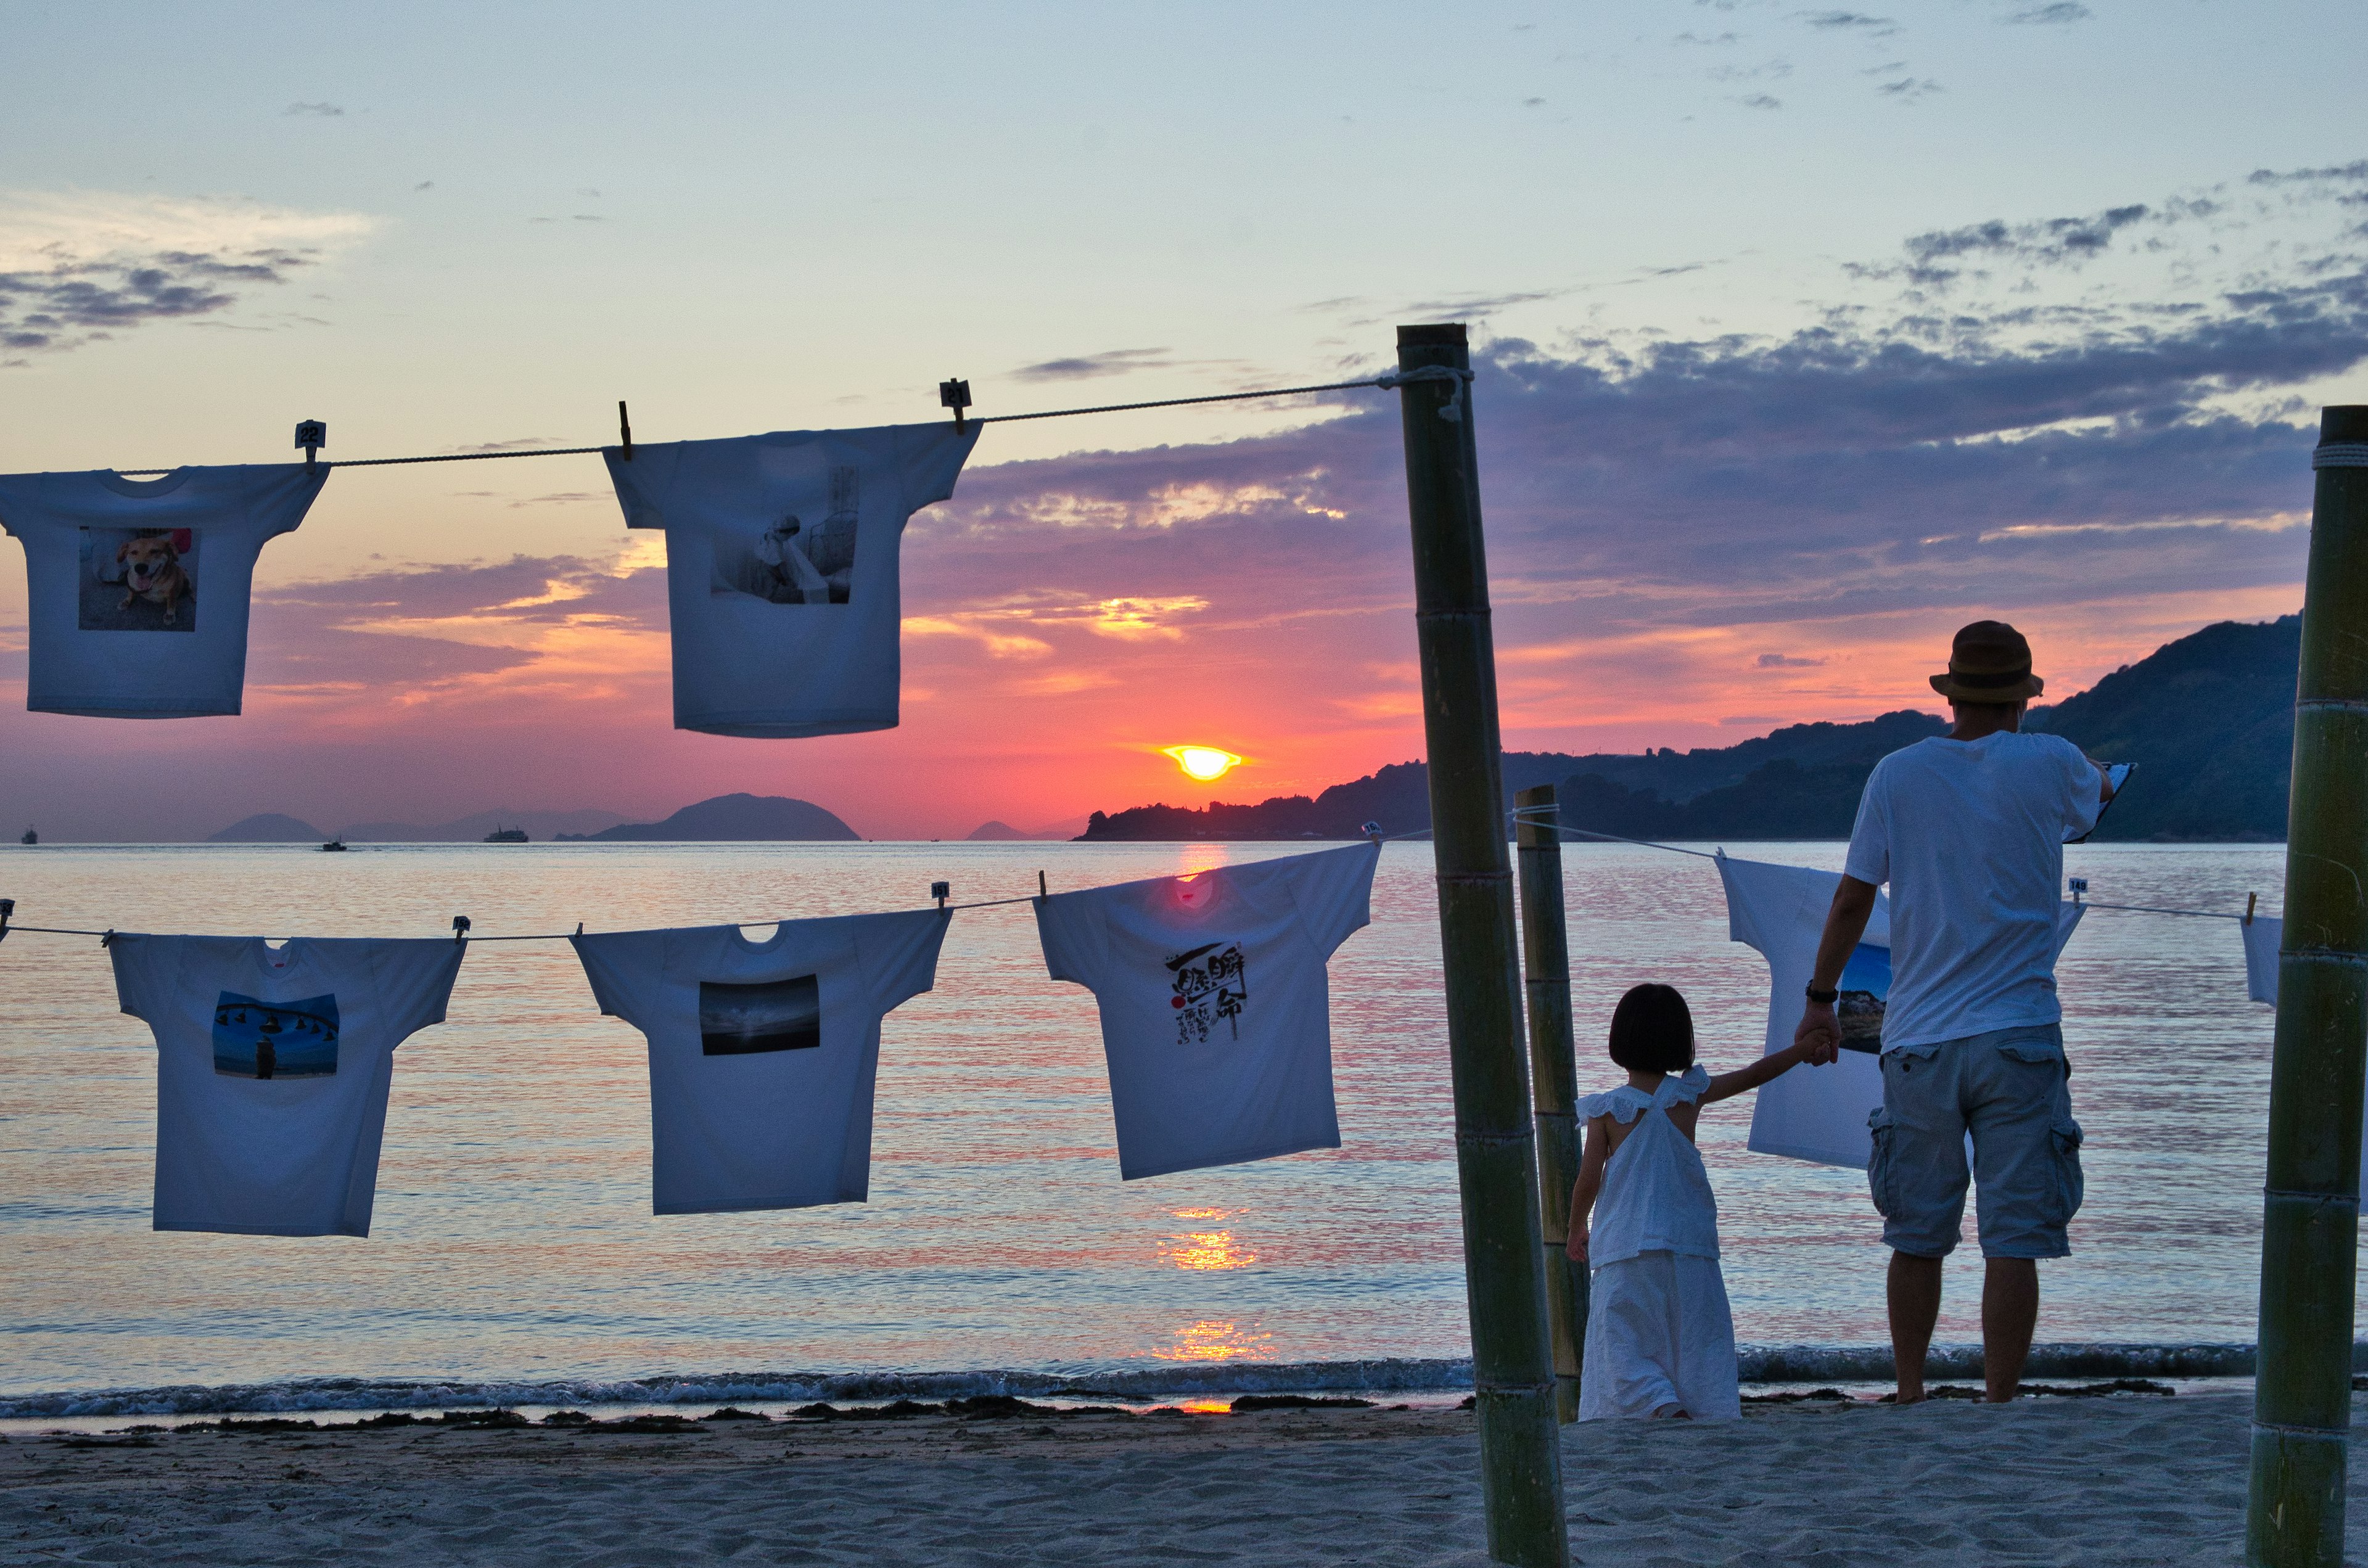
[17,827,33,846]
[482,826,528,844]
[321,839,347,852]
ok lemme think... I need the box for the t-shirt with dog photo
[1034,842,1380,1181]
[601,422,980,737]
[0,464,327,718]
[109,934,466,1237]
[571,909,951,1213]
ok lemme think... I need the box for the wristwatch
[1805,984,1838,1005]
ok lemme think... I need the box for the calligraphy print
[212,991,340,1078]
[699,975,821,1055]
[1166,941,1248,1046]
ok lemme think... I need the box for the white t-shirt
[109,934,465,1236]
[1720,853,2084,1169]
[571,911,950,1213]
[1034,842,1379,1181]
[2242,915,2281,1008]
[1842,732,2102,1049]
[0,465,326,717]
[602,424,980,737]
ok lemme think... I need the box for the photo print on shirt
[1837,943,1891,1054]
[699,974,821,1054]
[80,527,197,632]
[212,991,340,1078]
[710,465,860,605]
[1167,941,1248,1046]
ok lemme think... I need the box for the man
[1794,621,2114,1404]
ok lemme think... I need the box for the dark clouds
[1009,347,1175,382]
[0,247,325,355]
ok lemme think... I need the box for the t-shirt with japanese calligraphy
[1034,842,1380,1181]
[571,910,950,1213]
[109,934,465,1236]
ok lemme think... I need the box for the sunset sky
[1,1,2361,840]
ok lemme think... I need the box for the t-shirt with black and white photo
[1034,842,1380,1181]
[601,424,980,737]
[109,934,466,1237]
[571,910,951,1213]
[0,464,327,718]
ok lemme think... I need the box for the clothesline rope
[110,377,1399,477]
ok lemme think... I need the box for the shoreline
[1,1390,2327,1566]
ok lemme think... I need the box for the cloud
[2002,2,2090,22]
[1756,653,1825,668]
[1877,77,1941,102]
[0,190,376,356]
[1735,94,1783,110]
[1008,347,1175,382]
[284,102,344,117]
[1796,10,1898,34]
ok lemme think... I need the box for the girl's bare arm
[1703,1038,1834,1104]
[1564,1115,1612,1262]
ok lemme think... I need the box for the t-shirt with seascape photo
[0,464,327,717]
[109,934,466,1237]
[1034,842,1380,1181]
[570,910,951,1213]
[601,424,981,737]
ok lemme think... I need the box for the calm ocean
[0,840,2305,1420]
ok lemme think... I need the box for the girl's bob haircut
[1608,982,1696,1074]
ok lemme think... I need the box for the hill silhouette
[1077,617,2301,842]
[208,813,329,844]
[559,793,860,842]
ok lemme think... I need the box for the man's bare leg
[1888,1250,1943,1403]
[1981,1258,2038,1402]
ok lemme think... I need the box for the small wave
[0,1342,2298,1421]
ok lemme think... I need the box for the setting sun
[1162,745,1244,782]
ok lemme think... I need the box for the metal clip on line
[931,880,951,909]
[451,914,472,945]
[295,419,327,469]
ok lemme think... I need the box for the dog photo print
[80,527,197,632]
[710,464,861,605]
[699,975,821,1054]
[212,993,340,1079]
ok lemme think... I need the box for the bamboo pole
[1392,323,1567,1567]
[1515,784,1588,1422]
[2246,404,2368,1568]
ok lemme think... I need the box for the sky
[0,0,2361,840]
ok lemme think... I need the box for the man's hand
[1794,1001,1840,1059]
[1565,1219,1589,1264]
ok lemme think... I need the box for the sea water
[0,840,2302,1418]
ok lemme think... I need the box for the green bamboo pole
[2246,404,2368,1568]
[1515,784,1588,1422]
[1392,322,1568,1567]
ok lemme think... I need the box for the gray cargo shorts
[1865,1025,2084,1260]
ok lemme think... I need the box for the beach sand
[0,1390,2333,1565]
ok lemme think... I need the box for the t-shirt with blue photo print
[109,934,464,1236]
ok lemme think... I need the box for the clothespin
[2245,892,2257,926]
[0,898,13,943]
[940,379,972,435]
[294,419,327,470]
[1037,869,1048,899]
[1362,820,1383,844]
[574,921,585,938]
[617,401,633,461]
[2068,877,2087,904]
[451,914,472,945]
[101,929,115,948]
[931,880,950,909]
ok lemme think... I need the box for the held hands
[1793,1003,1841,1065]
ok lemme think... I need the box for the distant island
[554,793,859,842]
[1077,616,2301,844]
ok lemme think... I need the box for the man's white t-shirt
[1720,853,2082,1169]
[1034,842,1379,1181]
[0,465,326,717]
[571,911,950,1213]
[1842,731,2102,1051]
[602,424,980,737]
[109,934,465,1237]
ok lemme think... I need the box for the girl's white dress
[1576,1065,1741,1421]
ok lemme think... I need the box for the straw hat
[1929,620,2044,704]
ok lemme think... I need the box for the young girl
[1566,982,1833,1420]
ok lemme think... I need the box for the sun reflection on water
[1159,1207,1259,1271]
[1151,1319,1276,1363]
